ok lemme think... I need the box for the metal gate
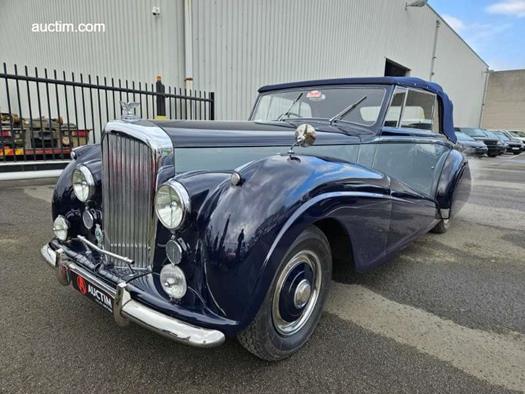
[0,63,215,162]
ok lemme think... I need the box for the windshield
[493,131,509,141]
[455,132,474,141]
[459,128,487,138]
[251,86,387,126]
[483,130,500,139]
[510,130,525,138]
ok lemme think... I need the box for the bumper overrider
[40,240,225,348]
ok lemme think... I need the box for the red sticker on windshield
[306,90,322,98]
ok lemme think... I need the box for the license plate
[70,270,114,313]
[512,147,519,150]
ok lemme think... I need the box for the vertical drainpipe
[479,68,491,127]
[184,0,193,91]
[429,20,441,81]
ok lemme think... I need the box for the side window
[400,90,436,131]
[384,88,406,128]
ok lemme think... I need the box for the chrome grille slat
[102,133,153,268]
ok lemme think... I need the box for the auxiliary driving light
[160,264,187,299]
[72,165,95,202]
[53,215,69,241]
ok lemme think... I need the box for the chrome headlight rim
[53,215,69,241]
[72,165,95,202]
[154,180,191,230]
[160,263,187,299]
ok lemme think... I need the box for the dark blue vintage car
[41,77,471,360]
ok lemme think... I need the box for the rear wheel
[237,226,332,361]
[488,153,498,158]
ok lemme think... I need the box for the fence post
[210,92,215,120]
[156,75,166,120]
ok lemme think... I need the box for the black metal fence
[0,63,215,162]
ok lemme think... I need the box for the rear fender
[435,150,471,219]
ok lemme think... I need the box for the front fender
[52,145,101,235]
[197,154,391,331]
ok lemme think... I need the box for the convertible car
[41,77,471,361]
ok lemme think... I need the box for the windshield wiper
[276,93,303,121]
[329,96,367,126]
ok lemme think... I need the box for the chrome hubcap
[272,250,322,336]
[294,279,311,308]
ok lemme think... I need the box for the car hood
[150,120,362,147]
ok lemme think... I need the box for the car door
[371,87,451,252]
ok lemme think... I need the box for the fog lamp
[53,215,69,241]
[160,264,187,299]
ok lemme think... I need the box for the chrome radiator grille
[102,133,154,268]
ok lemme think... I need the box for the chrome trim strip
[77,235,134,265]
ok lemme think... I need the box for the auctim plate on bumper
[70,271,114,314]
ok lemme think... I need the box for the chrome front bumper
[40,243,225,348]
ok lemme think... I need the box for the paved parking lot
[1,154,525,393]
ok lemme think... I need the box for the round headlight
[160,264,187,299]
[53,215,69,241]
[72,165,94,202]
[154,181,190,230]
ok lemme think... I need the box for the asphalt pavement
[1,154,524,393]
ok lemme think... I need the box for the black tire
[237,225,332,361]
[431,218,450,234]
[488,153,497,157]
[513,151,521,155]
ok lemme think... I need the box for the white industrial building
[1,0,489,126]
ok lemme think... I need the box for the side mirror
[289,124,316,155]
[295,124,316,147]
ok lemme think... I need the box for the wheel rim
[272,249,322,336]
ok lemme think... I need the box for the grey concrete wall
[482,70,525,130]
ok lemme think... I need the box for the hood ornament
[120,101,141,122]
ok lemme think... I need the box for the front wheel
[237,226,332,361]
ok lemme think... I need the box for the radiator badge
[95,224,104,246]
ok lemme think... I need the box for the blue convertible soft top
[258,77,456,143]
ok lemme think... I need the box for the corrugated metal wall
[191,0,488,125]
[0,0,185,88]
[432,21,488,128]
[1,0,488,126]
